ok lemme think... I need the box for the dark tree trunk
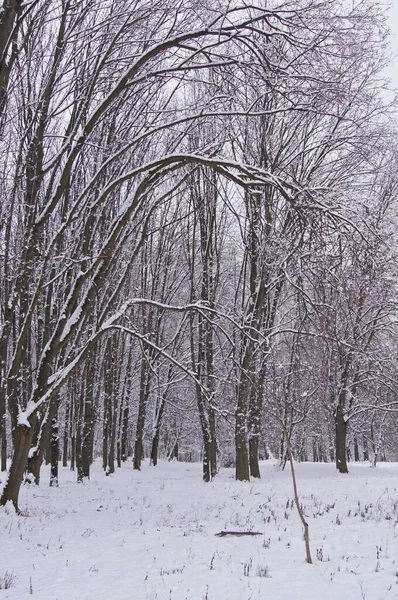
[209,406,217,478]
[189,170,219,482]
[116,395,124,468]
[102,392,110,473]
[235,368,250,481]
[107,390,117,475]
[78,386,95,481]
[363,435,369,461]
[133,354,151,471]
[49,416,59,487]
[76,364,96,483]
[117,441,121,468]
[335,404,348,473]
[0,416,37,511]
[0,0,23,119]
[150,427,161,467]
[235,405,250,481]
[121,406,129,462]
[248,380,264,478]
[62,402,70,468]
[150,397,166,467]
[27,410,49,484]
[354,437,360,462]
[0,395,6,471]
[249,436,261,478]
[102,337,117,475]
[70,436,76,471]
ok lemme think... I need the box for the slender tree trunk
[102,392,110,473]
[62,402,70,467]
[121,406,129,462]
[133,353,151,471]
[248,380,265,478]
[235,411,250,481]
[102,337,117,474]
[116,394,124,468]
[70,435,76,471]
[150,396,166,466]
[49,415,59,487]
[76,380,86,483]
[363,435,369,461]
[0,393,6,471]
[335,404,348,473]
[235,366,251,481]
[354,437,360,462]
[209,406,217,478]
[107,390,118,475]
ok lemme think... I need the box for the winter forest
[1,0,398,517]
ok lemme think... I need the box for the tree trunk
[76,366,96,483]
[209,406,217,478]
[354,437,360,462]
[235,368,250,481]
[249,436,261,478]
[102,337,117,474]
[235,400,250,481]
[133,354,151,471]
[62,402,70,467]
[335,404,348,473]
[27,410,49,484]
[0,416,37,511]
[70,436,76,471]
[0,393,6,471]
[248,381,264,478]
[116,395,124,468]
[150,396,166,467]
[49,416,59,487]
[107,390,117,475]
[102,391,110,473]
[121,406,129,462]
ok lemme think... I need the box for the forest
[1,0,398,512]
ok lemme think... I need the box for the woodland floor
[1,459,398,599]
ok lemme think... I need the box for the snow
[17,402,36,428]
[1,460,398,599]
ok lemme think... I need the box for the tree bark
[62,402,70,468]
[235,384,250,481]
[150,396,166,466]
[0,392,6,471]
[27,410,48,484]
[335,404,348,473]
[0,415,37,511]
[133,351,151,471]
[49,415,59,487]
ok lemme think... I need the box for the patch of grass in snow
[0,570,17,589]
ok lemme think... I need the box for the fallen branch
[215,530,262,537]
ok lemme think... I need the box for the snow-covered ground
[1,459,398,599]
